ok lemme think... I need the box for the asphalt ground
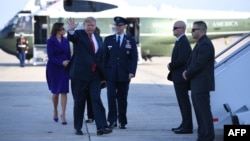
[0,47,226,141]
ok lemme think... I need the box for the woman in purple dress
[46,22,71,125]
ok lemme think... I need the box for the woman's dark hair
[50,22,64,36]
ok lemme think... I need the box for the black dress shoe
[75,130,84,135]
[108,122,117,129]
[174,129,193,134]
[85,119,94,123]
[97,127,112,135]
[119,124,126,129]
[171,126,182,131]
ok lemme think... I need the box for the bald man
[167,21,193,134]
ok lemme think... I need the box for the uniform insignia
[108,45,112,50]
[125,40,131,49]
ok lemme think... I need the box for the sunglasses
[191,28,201,32]
[173,27,183,30]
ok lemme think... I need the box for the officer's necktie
[117,36,120,47]
[89,34,96,71]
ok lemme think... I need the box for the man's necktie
[89,34,96,71]
[117,36,120,47]
[89,34,95,53]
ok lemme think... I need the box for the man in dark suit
[85,26,102,124]
[103,16,138,129]
[167,21,193,134]
[183,21,215,141]
[67,17,112,136]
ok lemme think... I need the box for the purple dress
[46,36,71,94]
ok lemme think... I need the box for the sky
[1,0,250,29]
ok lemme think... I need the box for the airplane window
[63,0,118,12]
[0,25,15,38]
[0,15,18,38]
[16,16,32,34]
[6,16,18,27]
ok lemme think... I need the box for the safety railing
[215,32,250,68]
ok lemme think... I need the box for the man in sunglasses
[167,21,193,134]
[183,21,215,141]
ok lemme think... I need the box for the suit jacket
[103,34,138,81]
[186,35,215,92]
[67,29,105,81]
[46,36,71,66]
[168,35,192,83]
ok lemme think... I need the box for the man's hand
[62,60,70,67]
[67,17,78,31]
[129,73,134,79]
[182,70,187,80]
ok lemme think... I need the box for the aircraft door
[126,18,143,63]
[34,16,48,44]
[126,18,140,44]
[32,16,49,65]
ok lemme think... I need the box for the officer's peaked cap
[114,16,127,26]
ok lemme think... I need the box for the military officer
[103,16,138,129]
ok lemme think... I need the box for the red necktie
[89,34,95,53]
[89,34,96,71]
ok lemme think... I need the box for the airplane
[0,0,250,65]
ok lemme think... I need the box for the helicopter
[0,0,250,65]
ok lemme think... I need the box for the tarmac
[0,49,224,141]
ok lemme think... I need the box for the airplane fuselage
[0,9,250,63]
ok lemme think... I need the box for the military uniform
[16,35,29,67]
[103,17,138,129]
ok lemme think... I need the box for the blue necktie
[117,36,120,47]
